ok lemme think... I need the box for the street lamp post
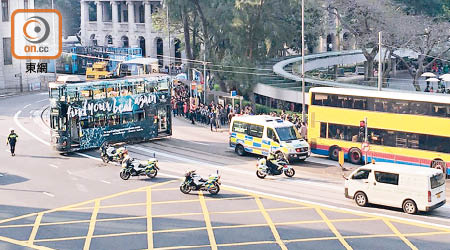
[52,0,57,81]
[166,2,171,76]
[301,0,306,123]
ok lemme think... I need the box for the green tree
[35,0,80,37]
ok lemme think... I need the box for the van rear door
[430,173,446,204]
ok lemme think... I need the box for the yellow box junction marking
[28,212,43,245]
[254,196,287,250]
[383,218,418,250]
[83,200,100,250]
[146,187,153,250]
[198,191,218,250]
[315,207,352,250]
[1,179,450,250]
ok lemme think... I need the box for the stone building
[80,0,184,67]
[0,0,41,93]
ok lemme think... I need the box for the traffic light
[359,120,366,140]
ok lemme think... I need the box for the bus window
[431,104,450,117]
[320,123,327,138]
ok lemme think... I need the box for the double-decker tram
[49,74,171,152]
[308,87,450,177]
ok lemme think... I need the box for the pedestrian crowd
[171,85,307,137]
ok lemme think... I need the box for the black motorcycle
[179,170,221,195]
[100,143,128,163]
[120,156,159,180]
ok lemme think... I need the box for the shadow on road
[0,173,29,186]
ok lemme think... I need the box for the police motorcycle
[100,143,128,163]
[256,151,295,179]
[180,170,221,195]
[119,154,159,180]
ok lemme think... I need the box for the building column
[95,0,104,45]
[144,0,152,57]
[127,1,137,47]
[80,0,90,45]
[111,1,119,46]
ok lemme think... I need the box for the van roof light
[371,159,376,164]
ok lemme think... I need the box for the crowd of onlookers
[171,84,307,137]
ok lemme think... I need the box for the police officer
[6,129,18,156]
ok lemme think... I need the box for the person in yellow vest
[6,129,18,156]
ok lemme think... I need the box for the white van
[229,115,310,161]
[344,162,446,214]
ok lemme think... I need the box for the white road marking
[101,180,111,184]
[189,141,210,146]
[23,104,31,109]
[14,110,50,146]
[49,164,59,169]
[66,170,73,175]
[42,192,55,197]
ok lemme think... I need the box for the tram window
[93,86,106,99]
[107,115,120,126]
[120,84,133,96]
[50,88,59,99]
[158,79,169,90]
[79,88,93,101]
[80,117,94,129]
[107,84,120,97]
[136,81,145,94]
[51,116,58,129]
[94,115,106,127]
[59,117,67,131]
[134,112,144,122]
[121,113,133,124]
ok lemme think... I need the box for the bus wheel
[235,145,246,156]
[329,146,340,161]
[348,148,362,165]
[431,159,446,176]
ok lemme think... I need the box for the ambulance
[229,115,310,161]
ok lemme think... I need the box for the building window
[1,0,8,22]
[88,2,97,21]
[3,38,12,65]
[24,0,28,9]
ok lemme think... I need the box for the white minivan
[344,162,446,214]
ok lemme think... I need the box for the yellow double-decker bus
[308,87,450,177]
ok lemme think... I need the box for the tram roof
[310,87,450,105]
[50,74,170,88]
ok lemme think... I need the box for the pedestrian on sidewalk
[210,109,216,131]
[6,129,18,156]
[300,122,308,141]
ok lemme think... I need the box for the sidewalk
[173,116,229,133]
